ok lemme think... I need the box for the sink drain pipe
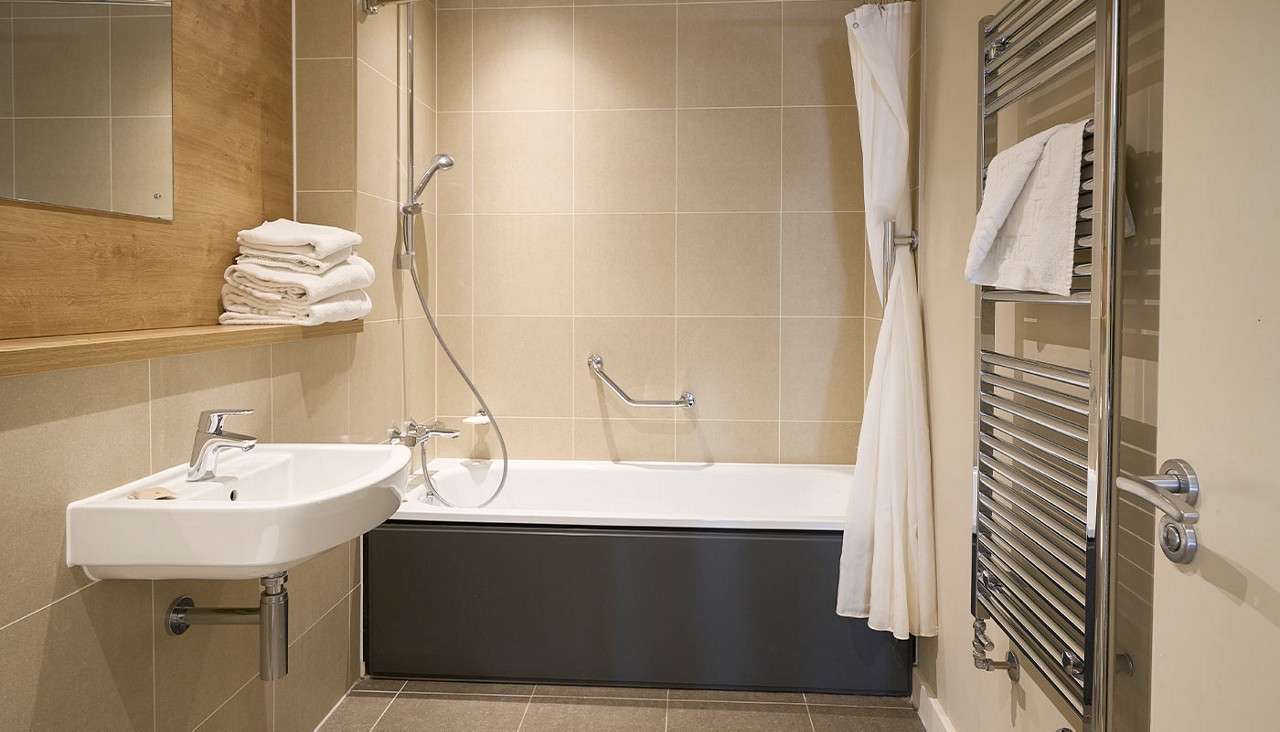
[166,572,289,680]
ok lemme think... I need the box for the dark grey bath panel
[364,523,913,695]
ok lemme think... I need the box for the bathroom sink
[66,444,410,580]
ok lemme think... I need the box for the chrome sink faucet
[188,409,258,481]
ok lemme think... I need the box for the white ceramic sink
[67,444,411,580]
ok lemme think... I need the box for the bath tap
[187,409,257,481]
[389,419,461,447]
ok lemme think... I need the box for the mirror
[0,0,173,219]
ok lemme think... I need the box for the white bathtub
[392,458,852,531]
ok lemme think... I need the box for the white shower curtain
[836,1,938,641]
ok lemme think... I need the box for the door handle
[1115,458,1201,564]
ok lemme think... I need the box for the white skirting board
[913,675,959,732]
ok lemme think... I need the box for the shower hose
[406,263,509,508]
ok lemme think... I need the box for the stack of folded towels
[219,219,374,326]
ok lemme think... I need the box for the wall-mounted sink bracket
[166,572,289,680]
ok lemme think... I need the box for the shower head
[410,153,455,205]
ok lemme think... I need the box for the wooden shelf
[0,321,364,378]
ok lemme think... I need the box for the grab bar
[587,354,695,408]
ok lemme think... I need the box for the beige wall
[425,0,909,464]
[914,0,1162,730]
[0,2,174,217]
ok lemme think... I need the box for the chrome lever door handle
[1116,458,1201,565]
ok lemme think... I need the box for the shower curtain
[836,1,938,641]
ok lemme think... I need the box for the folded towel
[965,120,1086,296]
[237,219,362,259]
[224,255,375,305]
[237,244,353,274]
[219,288,372,326]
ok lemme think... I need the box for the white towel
[237,244,353,274]
[965,120,1087,296]
[224,256,375,305]
[219,288,371,326]
[237,219,362,259]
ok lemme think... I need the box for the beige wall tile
[676,213,780,316]
[780,317,863,420]
[437,9,473,111]
[678,108,781,213]
[350,319,407,443]
[781,106,862,211]
[0,581,152,731]
[573,418,676,462]
[111,116,173,218]
[403,317,439,424]
[574,110,677,213]
[474,316,572,417]
[0,120,12,199]
[574,5,677,110]
[574,317,676,419]
[676,317,780,420]
[677,2,782,108]
[436,113,474,214]
[477,0,563,7]
[110,15,171,116]
[474,417,574,460]
[474,214,572,314]
[436,214,474,314]
[296,0,354,59]
[0,23,9,117]
[676,418,780,464]
[12,17,109,116]
[436,315,477,416]
[412,99,438,203]
[781,0,858,106]
[13,118,110,211]
[287,543,352,645]
[473,7,572,111]
[403,210,437,317]
[149,346,273,467]
[296,58,356,191]
[276,596,353,732]
[271,334,353,442]
[355,192,404,321]
[438,0,473,8]
[155,577,263,730]
[414,5,437,109]
[779,420,857,464]
[357,60,400,201]
[474,111,571,212]
[574,214,675,315]
[0,362,148,628]
[356,0,399,80]
[13,2,107,17]
[297,190,358,230]
[781,212,865,316]
[196,678,271,732]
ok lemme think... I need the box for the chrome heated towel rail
[969,1,1128,728]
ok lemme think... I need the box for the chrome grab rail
[1114,458,1202,564]
[587,354,695,409]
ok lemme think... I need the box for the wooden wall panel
[0,0,294,340]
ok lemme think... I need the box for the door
[1138,2,1280,729]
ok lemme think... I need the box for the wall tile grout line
[191,673,258,732]
[0,578,100,634]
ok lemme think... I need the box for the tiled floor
[319,679,925,731]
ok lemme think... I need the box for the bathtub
[364,459,914,696]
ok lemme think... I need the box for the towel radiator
[969,0,1127,727]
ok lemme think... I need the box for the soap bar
[128,487,178,500]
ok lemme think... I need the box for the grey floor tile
[374,694,530,731]
[520,698,666,731]
[668,688,806,703]
[400,679,536,695]
[317,694,395,731]
[533,684,666,700]
[351,677,406,692]
[804,692,914,708]
[667,701,813,731]
[808,704,925,732]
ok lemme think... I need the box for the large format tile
[473,7,572,111]
[808,704,925,732]
[0,362,149,627]
[277,596,355,732]
[473,316,572,417]
[349,319,406,444]
[781,0,859,106]
[0,581,152,731]
[676,317,780,420]
[573,418,676,462]
[354,192,403,322]
[678,109,781,213]
[677,2,782,108]
[574,214,676,316]
[779,420,858,465]
[270,333,353,442]
[375,693,530,731]
[195,679,271,732]
[473,214,572,314]
[573,317,676,419]
[473,112,571,213]
[296,0,354,59]
[781,212,866,316]
[474,417,574,460]
[574,110,677,213]
[317,692,395,731]
[667,700,812,732]
[296,58,356,191]
[676,213,780,316]
[297,191,357,230]
[781,107,863,212]
[573,5,677,110]
[675,418,780,464]
[436,9,473,111]
[356,61,400,202]
[436,113,474,214]
[522,697,665,731]
[286,543,352,645]
[780,317,864,421]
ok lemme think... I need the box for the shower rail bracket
[588,354,695,409]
